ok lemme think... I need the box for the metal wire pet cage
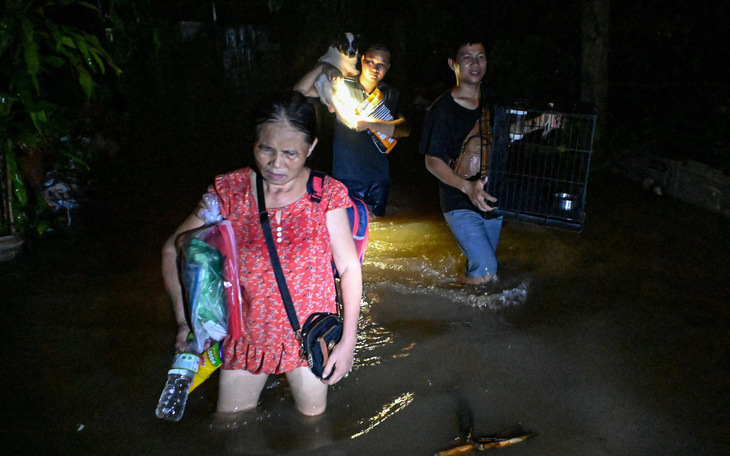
[486,101,597,231]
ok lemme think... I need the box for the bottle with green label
[155,352,199,421]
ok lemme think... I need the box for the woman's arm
[322,206,362,384]
[161,208,206,352]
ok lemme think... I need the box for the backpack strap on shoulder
[307,170,327,204]
[306,169,368,264]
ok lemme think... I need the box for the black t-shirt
[332,79,399,189]
[419,88,496,214]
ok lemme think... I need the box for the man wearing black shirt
[295,44,410,217]
[419,38,501,285]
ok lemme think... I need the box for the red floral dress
[209,168,351,374]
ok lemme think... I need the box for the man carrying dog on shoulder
[295,41,410,219]
[419,36,502,285]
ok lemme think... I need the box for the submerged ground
[2,51,729,455]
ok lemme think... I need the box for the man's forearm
[361,117,410,138]
[425,154,467,192]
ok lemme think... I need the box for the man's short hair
[363,43,392,63]
[448,34,489,60]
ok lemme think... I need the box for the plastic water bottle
[155,352,199,422]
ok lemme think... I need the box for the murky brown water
[2,65,729,454]
[3,148,729,455]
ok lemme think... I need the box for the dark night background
[23,0,720,183]
[98,0,729,172]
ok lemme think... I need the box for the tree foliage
[1,0,120,236]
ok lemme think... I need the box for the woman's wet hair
[253,91,317,145]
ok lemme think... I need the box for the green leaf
[13,74,35,108]
[74,1,100,12]
[5,147,28,207]
[57,35,76,49]
[12,179,28,209]
[69,31,120,75]
[88,47,106,74]
[0,93,16,117]
[89,38,121,75]
[36,219,51,236]
[20,18,41,92]
[29,109,49,135]
[31,100,58,112]
[12,210,29,230]
[73,34,97,72]
[59,147,90,170]
[64,25,121,76]
[84,33,102,48]
[44,55,65,67]
[104,53,121,76]
[54,43,81,71]
[77,67,93,98]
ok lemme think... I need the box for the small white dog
[314,32,361,128]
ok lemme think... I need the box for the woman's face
[254,120,316,186]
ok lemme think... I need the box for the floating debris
[434,428,532,455]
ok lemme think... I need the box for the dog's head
[333,32,361,58]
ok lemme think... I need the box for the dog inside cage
[486,101,597,231]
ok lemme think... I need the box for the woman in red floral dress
[161,92,362,417]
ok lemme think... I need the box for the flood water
[3,66,730,455]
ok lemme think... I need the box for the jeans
[444,209,503,278]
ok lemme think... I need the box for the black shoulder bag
[255,172,343,379]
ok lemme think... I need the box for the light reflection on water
[336,215,531,445]
[350,392,415,439]
[354,305,393,367]
[363,217,460,288]
[215,214,532,453]
[362,217,530,309]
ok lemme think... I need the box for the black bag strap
[478,104,493,180]
[256,172,302,336]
